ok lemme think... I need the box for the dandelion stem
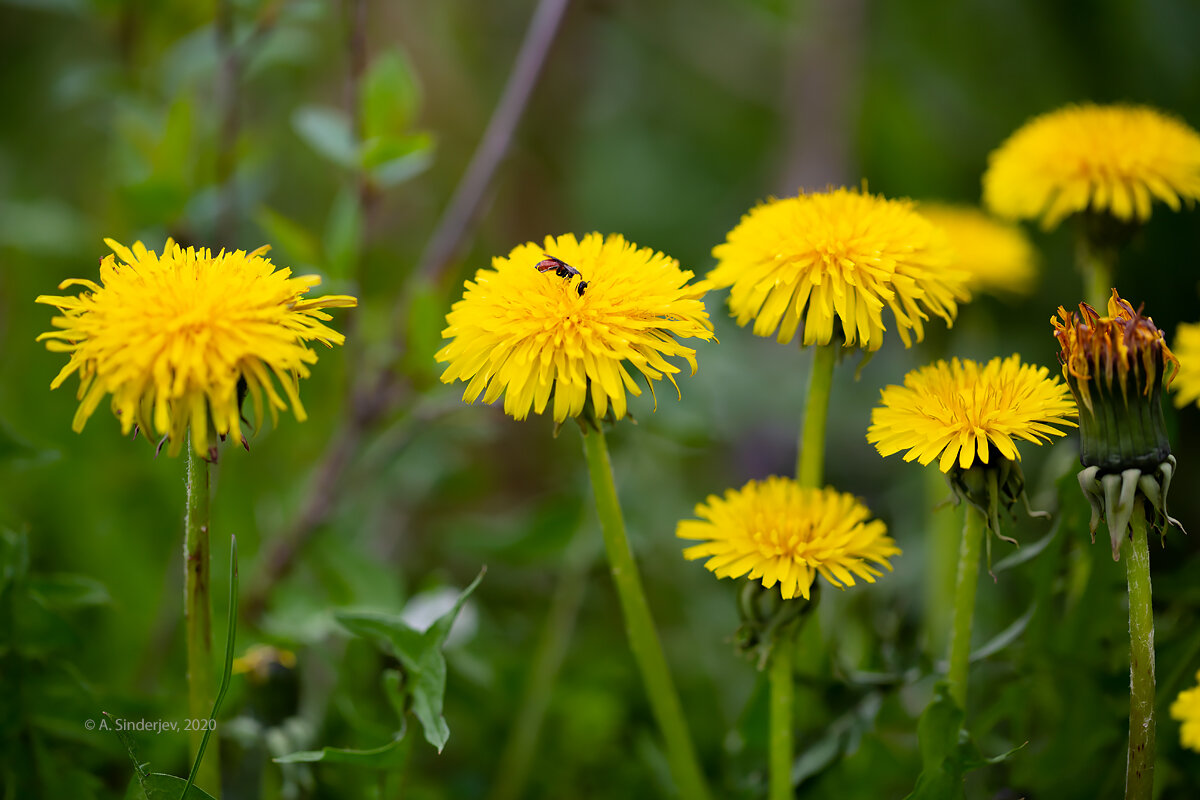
[769,619,797,800]
[580,428,711,800]
[797,343,836,485]
[1124,500,1156,800]
[1078,230,1115,310]
[490,532,592,800]
[767,343,838,799]
[947,501,985,710]
[184,434,218,792]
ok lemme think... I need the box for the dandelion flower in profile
[708,187,969,351]
[983,104,1200,230]
[1171,671,1200,753]
[37,238,357,456]
[1053,292,1182,558]
[436,233,714,424]
[677,477,899,601]
[918,203,1038,296]
[868,355,1076,474]
[1172,321,1200,410]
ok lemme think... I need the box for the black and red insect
[535,254,589,296]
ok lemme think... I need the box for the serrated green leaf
[904,682,1024,800]
[292,106,357,169]
[335,568,485,752]
[255,207,321,267]
[323,186,362,280]
[362,48,421,141]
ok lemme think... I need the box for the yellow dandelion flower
[677,477,899,601]
[436,232,714,423]
[708,187,969,351]
[37,238,357,456]
[867,355,1077,473]
[1172,321,1200,409]
[918,203,1037,296]
[983,103,1200,230]
[1171,671,1200,753]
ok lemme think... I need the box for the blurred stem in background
[581,427,711,800]
[946,499,985,710]
[489,529,594,800]
[1077,229,1116,311]
[1124,500,1155,800]
[771,342,836,800]
[185,435,218,793]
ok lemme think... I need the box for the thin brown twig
[247,0,574,622]
[415,0,572,285]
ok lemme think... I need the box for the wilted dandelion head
[983,104,1200,230]
[677,477,899,601]
[867,355,1077,473]
[36,238,357,456]
[708,187,969,351]
[918,203,1038,296]
[436,233,714,424]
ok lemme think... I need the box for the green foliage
[904,683,1023,800]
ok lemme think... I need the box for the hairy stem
[947,501,985,710]
[184,435,218,792]
[1124,500,1156,800]
[581,428,710,800]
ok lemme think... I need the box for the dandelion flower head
[1172,321,1200,410]
[983,103,1200,230]
[1052,290,1178,415]
[1171,670,1200,753]
[867,355,1077,473]
[436,233,714,423]
[37,238,357,456]
[918,203,1037,296]
[708,187,969,351]
[677,477,899,601]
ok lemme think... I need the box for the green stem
[765,342,839,799]
[1077,231,1116,311]
[490,535,592,800]
[1124,500,1155,800]
[946,501,985,710]
[924,470,963,659]
[184,436,218,792]
[580,428,710,800]
[769,620,797,800]
[796,343,836,485]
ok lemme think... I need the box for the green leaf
[292,106,357,169]
[336,568,485,751]
[363,133,434,187]
[361,48,421,141]
[401,279,446,384]
[255,207,321,267]
[29,574,111,610]
[903,682,1024,800]
[274,734,410,768]
[140,774,218,800]
[323,186,362,280]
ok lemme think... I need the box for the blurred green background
[3,0,1200,798]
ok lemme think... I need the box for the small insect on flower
[535,253,589,295]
